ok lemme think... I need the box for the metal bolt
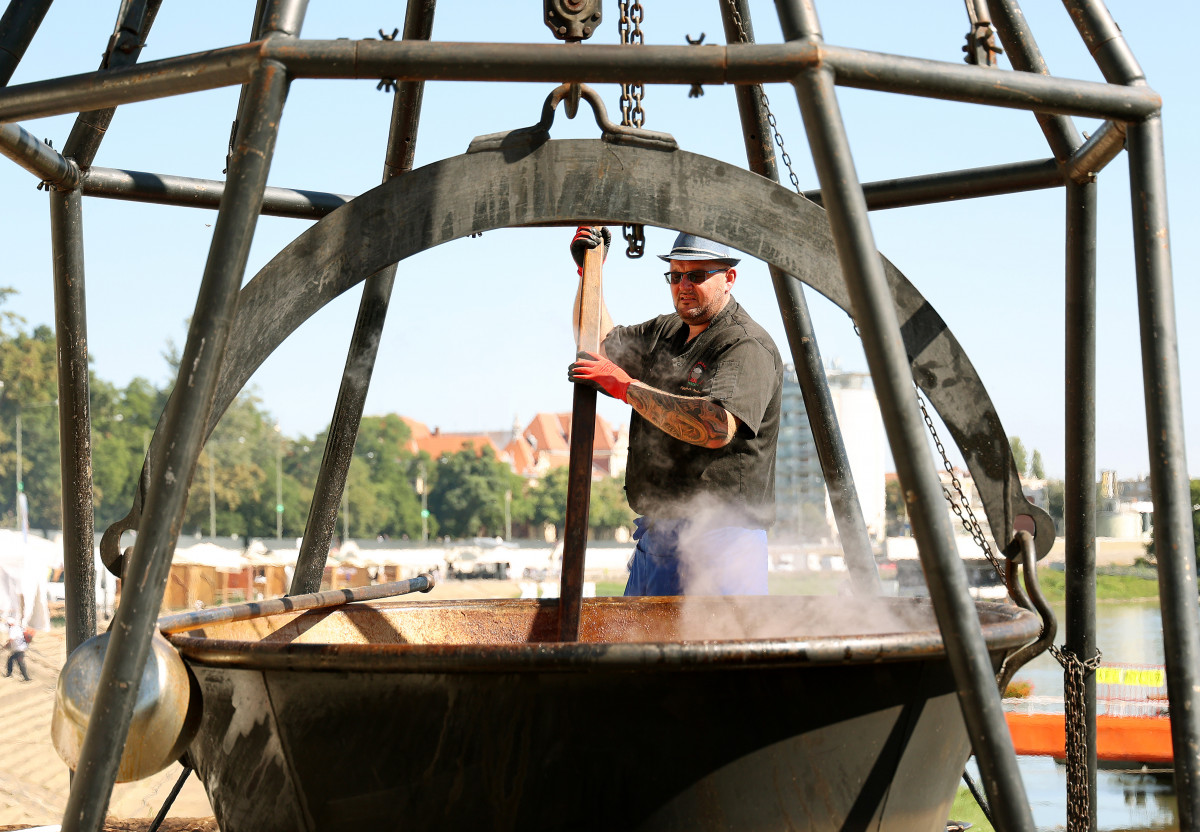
[583,26,591,35]
[558,26,567,34]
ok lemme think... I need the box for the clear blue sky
[1,0,1196,481]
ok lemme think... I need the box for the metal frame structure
[0,1,1194,830]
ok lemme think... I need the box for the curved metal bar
[998,530,1056,691]
[101,139,1053,567]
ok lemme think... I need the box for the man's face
[669,259,736,326]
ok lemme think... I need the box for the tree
[1030,449,1045,479]
[0,308,62,530]
[884,476,907,536]
[588,475,635,538]
[427,446,517,539]
[1009,436,1028,478]
[1145,479,1200,572]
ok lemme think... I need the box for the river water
[984,601,1179,831]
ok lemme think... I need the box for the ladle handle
[560,244,604,640]
[158,573,436,634]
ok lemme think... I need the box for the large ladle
[558,238,605,640]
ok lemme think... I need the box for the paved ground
[0,580,528,827]
[0,627,214,828]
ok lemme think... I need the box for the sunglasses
[663,268,728,285]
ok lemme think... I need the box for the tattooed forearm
[626,382,737,448]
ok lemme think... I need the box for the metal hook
[466,82,677,154]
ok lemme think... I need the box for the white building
[774,366,887,543]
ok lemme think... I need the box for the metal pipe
[78,155,1062,219]
[803,156,1062,211]
[1064,178,1099,831]
[291,0,436,595]
[1127,114,1200,832]
[62,0,162,170]
[986,0,1083,160]
[816,42,1156,120]
[0,38,1161,124]
[720,0,879,595]
[0,41,261,124]
[0,0,53,87]
[0,121,78,187]
[161,574,434,634]
[1060,0,1145,85]
[275,38,1159,120]
[49,186,96,656]
[1066,120,1126,184]
[1063,1,1200,820]
[60,5,306,829]
[774,3,1036,830]
[81,166,351,218]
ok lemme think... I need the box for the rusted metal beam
[0,121,78,187]
[81,165,351,218]
[60,4,309,829]
[291,0,438,596]
[776,0,1037,829]
[0,0,53,86]
[0,38,1162,125]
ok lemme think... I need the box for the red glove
[568,351,634,403]
[570,226,611,272]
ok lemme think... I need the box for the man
[5,616,30,682]
[568,228,783,596]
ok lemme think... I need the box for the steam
[649,493,921,641]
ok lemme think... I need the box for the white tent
[173,541,247,573]
[0,529,59,630]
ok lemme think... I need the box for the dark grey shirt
[603,298,783,529]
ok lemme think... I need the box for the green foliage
[0,289,641,544]
[1034,566,1160,603]
[1030,449,1045,479]
[1145,478,1200,575]
[1044,479,1065,526]
[951,786,994,832]
[884,476,906,536]
[428,446,520,539]
[1009,436,1028,478]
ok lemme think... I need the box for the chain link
[914,388,1006,585]
[1048,645,1103,832]
[618,1,646,257]
[723,0,801,193]
[618,1,646,128]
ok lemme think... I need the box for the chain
[617,1,646,128]
[723,0,801,194]
[914,388,1006,585]
[1048,645,1103,832]
[618,1,646,257]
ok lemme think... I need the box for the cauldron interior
[167,596,1039,832]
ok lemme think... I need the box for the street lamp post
[274,422,283,540]
[416,462,428,543]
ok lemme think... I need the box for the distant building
[397,413,628,482]
[400,417,502,459]
[774,366,887,543]
[515,412,628,480]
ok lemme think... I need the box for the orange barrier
[1006,712,1174,764]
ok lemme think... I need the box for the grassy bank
[951,786,994,831]
[1036,567,1159,603]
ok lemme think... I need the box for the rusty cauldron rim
[161,595,1040,675]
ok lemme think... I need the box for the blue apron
[624,517,768,596]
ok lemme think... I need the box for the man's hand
[570,226,611,271]
[568,351,633,402]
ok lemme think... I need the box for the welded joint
[1065,119,1127,184]
[0,123,81,189]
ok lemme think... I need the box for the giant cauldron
[163,595,1039,831]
